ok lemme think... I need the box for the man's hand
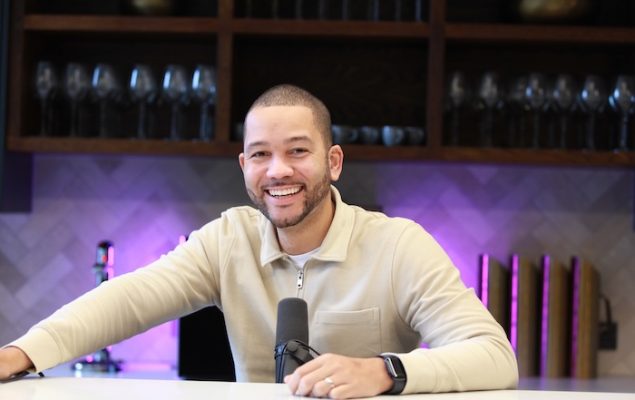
[284,353,393,399]
[0,346,34,380]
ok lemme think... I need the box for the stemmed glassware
[162,65,189,140]
[476,71,504,147]
[507,76,528,147]
[578,75,607,150]
[550,74,577,148]
[445,71,469,146]
[92,63,121,138]
[64,63,90,137]
[129,64,157,139]
[191,65,217,141]
[524,73,548,148]
[35,61,59,136]
[608,75,635,151]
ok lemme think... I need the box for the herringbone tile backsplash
[0,154,633,376]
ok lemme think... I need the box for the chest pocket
[310,307,381,357]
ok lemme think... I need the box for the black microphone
[274,298,317,383]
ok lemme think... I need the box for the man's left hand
[284,353,393,399]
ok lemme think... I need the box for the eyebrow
[245,135,313,152]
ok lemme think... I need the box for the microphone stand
[274,339,318,383]
[72,240,122,374]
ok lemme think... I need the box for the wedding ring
[324,376,335,387]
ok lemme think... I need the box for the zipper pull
[296,269,304,289]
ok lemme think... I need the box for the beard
[247,169,332,229]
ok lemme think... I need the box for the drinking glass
[35,61,59,136]
[578,75,606,150]
[64,63,90,137]
[129,64,157,139]
[507,75,528,147]
[608,75,635,151]
[191,65,216,141]
[476,71,504,147]
[92,63,121,138]
[550,74,577,148]
[162,65,189,140]
[524,73,548,148]
[445,71,469,146]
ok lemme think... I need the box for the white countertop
[4,362,630,399]
[1,377,634,400]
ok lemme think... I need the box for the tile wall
[0,154,633,376]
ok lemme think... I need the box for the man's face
[239,105,341,229]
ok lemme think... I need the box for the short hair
[247,84,332,148]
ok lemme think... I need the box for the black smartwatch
[378,354,407,395]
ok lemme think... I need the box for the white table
[1,377,634,400]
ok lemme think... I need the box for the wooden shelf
[8,136,635,167]
[23,15,220,34]
[7,136,243,158]
[231,19,429,38]
[446,23,635,44]
[6,0,635,169]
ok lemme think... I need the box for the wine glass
[524,73,548,148]
[162,65,189,140]
[578,75,607,150]
[476,71,504,147]
[92,63,121,138]
[507,75,528,147]
[608,75,635,151]
[191,65,216,141]
[550,74,577,148]
[64,63,90,137]
[129,64,157,139]
[445,71,469,146]
[35,61,59,136]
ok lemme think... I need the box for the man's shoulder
[348,205,421,233]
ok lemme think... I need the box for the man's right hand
[0,346,34,380]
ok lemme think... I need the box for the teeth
[268,187,301,197]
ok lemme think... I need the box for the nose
[266,155,294,179]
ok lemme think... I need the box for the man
[0,84,518,398]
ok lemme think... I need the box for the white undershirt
[287,247,321,270]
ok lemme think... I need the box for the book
[570,257,600,379]
[509,254,540,377]
[539,255,571,378]
[478,254,510,335]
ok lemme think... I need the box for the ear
[328,145,344,182]
[238,153,245,171]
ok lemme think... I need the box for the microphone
[274,298,317,383]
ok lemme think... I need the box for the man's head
[238,84,342,231]
[246,84,333,149]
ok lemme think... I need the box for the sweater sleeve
[391,223,518,394]
[8,221,223,373]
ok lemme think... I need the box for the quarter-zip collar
[259,185,354,267]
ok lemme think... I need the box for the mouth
[266,185,303,198]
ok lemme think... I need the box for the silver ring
[324,376,335,387]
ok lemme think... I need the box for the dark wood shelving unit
[5,0,635,167]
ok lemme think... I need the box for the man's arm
[0,347,34,380]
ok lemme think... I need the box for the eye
[249,151,269,159]
[289,147,309,156]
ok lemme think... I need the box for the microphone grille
[276,297,309,345]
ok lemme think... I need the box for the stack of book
[477,253,600,378]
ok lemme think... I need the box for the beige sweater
[11,187,518,394]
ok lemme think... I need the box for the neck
[276,193,335,255]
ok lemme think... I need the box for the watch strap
[378,354,407,395]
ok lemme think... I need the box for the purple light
[510,254,519,353]
[570,256,581,376]
[479,254,489,308]
[539,254,550,376]
[108,246,115,267]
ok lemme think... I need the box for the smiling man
[0,84,518,399]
